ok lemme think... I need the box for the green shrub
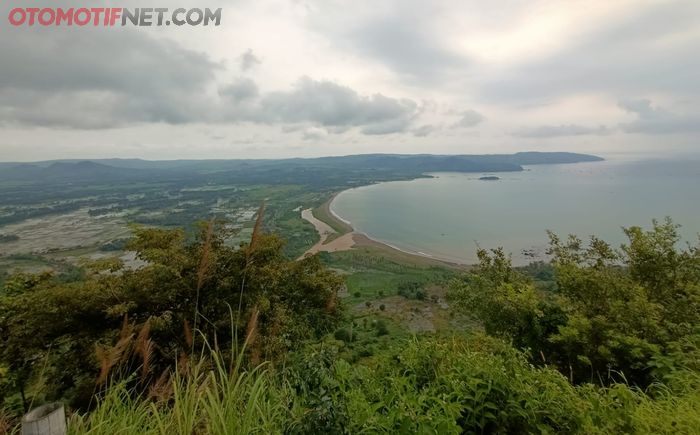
[374,320,389,336]
[333,328,353,343]
[449,219,700,388]
[289,336,700,434]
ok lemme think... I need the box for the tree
[0,220,343,409]
[449,220,700,387]
[448,248,557,352]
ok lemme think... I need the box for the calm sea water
[331,158,700,265]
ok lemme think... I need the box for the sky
[1,0,699,161]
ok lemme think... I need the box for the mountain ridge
[0,152,603,184]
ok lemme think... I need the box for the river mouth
[329,159,700,266]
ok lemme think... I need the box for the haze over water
[332,158,700,265]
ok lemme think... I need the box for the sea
[331,157,700,265]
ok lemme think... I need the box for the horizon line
[0,150,605,164]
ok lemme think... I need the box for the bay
[331,158,700,265]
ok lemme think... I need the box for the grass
[66,362,287,434]
[311,195,352,244]
[321,248,464,344]
[325,248,455,306]
[6,334,698,435]
[330,314,406,362]
[66,332,289,435]
[345,271,406,301]
[266,206,319,258]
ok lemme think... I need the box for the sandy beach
[299,199,468,270]
[299,208,356,257]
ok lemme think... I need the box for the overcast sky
[1,0,699,161]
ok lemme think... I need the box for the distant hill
[0,161,182,183]
[508,151,604,165]
[0,152,603,185]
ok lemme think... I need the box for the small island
[479,176,500,181]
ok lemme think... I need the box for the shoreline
[314,192,353,243]
[301,192,470,269]
[305,158,610,268]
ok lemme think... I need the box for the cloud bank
[0,0,698,160]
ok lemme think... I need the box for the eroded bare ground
[0,209,130,256]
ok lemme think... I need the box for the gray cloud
[514,124,612,138]
[239,49,261,71]
[0,26,220,129]
[301,127,328,141]
[219,78,259,101]
[619,99,658,118]
[254,77,419,134]
[349,17,467,82]
[0,23,418,135]
[513,99,700,138]
[619,99,700,135]
[412,124,438,137]
[451,110,485,128]
[361,118,413,136]
[307,1,469,83]
[2,0,698,160]
[480,1,700,103]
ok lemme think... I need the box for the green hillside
[1,217,698,434]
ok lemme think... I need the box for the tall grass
[68,346,288,435]
[69,207,289,434]
[47,336,700,435]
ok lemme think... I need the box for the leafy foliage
[284,335,700,434]
[0,221,343,411]
[2,219,699,433]
[449,219,700,387]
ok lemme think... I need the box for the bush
[286,336,700,434]
[0,224,344,411]
[448,219,700,388]
[397,281,427,301]
[374,320,389,336]
[99,239,129,252]
[334,328,353,343]
[356,347,374,358]
[10,336,696,434]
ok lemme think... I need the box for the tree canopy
[0,220,343,410]
[449,218,700,387]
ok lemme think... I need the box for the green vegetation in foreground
[62,335,700,435]
[0,218,699,434]
[449,218,700,388]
